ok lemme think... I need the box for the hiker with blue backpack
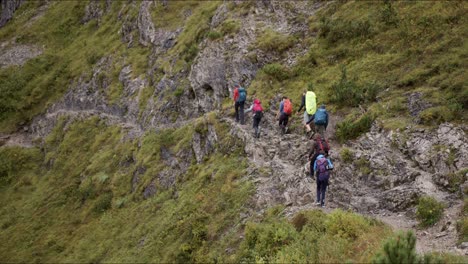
[314,105,329,138]
[233,84,247,125]
[314,152,334,208]
[244,99,264,138]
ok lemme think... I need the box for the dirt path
[224,108,466,256]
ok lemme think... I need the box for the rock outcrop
[0,0,23,28]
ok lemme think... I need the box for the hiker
[277,96,292,134]
[314,153,333,207]
[245,99,264,138]
[308,133,330,178]
[298,90,317,134]
[233,84,247,124]
[314,105,329,138]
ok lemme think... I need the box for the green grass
[247,1,467,140]
[0,114,253,262]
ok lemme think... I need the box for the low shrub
[256,28,295,53]
[340,148,353,163]
[319,17,374,44]
[92,192,113,213]
[335,113,374,143]
[261,63,290,81]
[416,196,444,227]
[325,209,370,240]
[207,30,222,40]
[330,66,382,107]
[219,19,240,36]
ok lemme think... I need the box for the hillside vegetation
[0,0,467,262]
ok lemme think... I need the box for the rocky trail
[224,105,467,255]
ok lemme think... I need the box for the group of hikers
[232,83,334,208]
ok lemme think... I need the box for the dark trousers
[253,115,261,135]
[235,101,245,124]
[279,113,289,127]
[316,178,328,206]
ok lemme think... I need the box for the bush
[416,196,444,227]
[335,113,374,143]
[340,148,353,163]
[379,0,399,27]
[219,19,240,36]
[207,30,222,40]
[419,106,458,125]
[325,210,370,240]
[372,231,416,264]
[256,28,295,53]
[319,17,373,44]
[262,63,290,81]
[330,66,382,107]
[92,192,113,213]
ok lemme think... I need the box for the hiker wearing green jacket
[297,90,317,133]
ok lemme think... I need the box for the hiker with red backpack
[245,99,264,138]
[233,84,247,125]
[308,133,330,178]
[277,96,292,135]
[314,153,334,207]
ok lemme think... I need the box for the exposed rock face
[137,0,156,46]
[0,0,23,28]
[0,43,42,68]
[407,92,433,123]
[82,0,112,24]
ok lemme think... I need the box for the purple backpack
[316,157,330,181]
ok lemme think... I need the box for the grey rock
[0,44,42,68]
[0,0,22,28]
[143,181,157,199]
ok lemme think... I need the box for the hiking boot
[321,203,325,208]
[315,201,321,206]
[284,127,289,134]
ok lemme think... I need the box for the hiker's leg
[316,179,321,203]
[317,125,325,138]
[309,160,314,178]
[239,102,245,124]
[321,179,328,205]
[235,102,240,122]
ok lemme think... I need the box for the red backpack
[315,138,330,155]
[283,99,292,115]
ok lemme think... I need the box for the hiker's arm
[244,105,253,114]
[297,96,305,113]
[327,159,334,170]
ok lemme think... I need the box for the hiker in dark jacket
[314,105,329,138]
[245,99,264,138]
[308,133,330,178]
[233,84,247,124]
[314,154,333,207]
[277,96,292,134]
[297,90,306,114]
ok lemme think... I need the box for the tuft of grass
[261,63,290,82]
[255,28,295,54]
[416,196,444,227]
[336,112,374,143]
[340,148,354,163]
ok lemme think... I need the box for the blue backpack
[238,88,246,102]
[316,157,330,181]
[314,108,327,125]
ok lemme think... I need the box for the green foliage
[256,28,295,53]
[356,158,372,176]
[456,199,468,244]
[416,196,444,227]
[207,30,222,40]
[340,148,354,163]
[372,231,419,264]
[319,16,373,44]
[330,66,382,107]
[219,19,241,36]
[378,0,399,27]
[237,209,391,263]
[336,112,374,143]
[445,169,467,193]
[0,147,43,186]
[261,63,290,81]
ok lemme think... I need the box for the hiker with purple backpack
[313,153,334,208]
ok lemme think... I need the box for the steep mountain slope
[0,0,467,262]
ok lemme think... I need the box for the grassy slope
[0,0,467,262]
[249,1,467,137]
